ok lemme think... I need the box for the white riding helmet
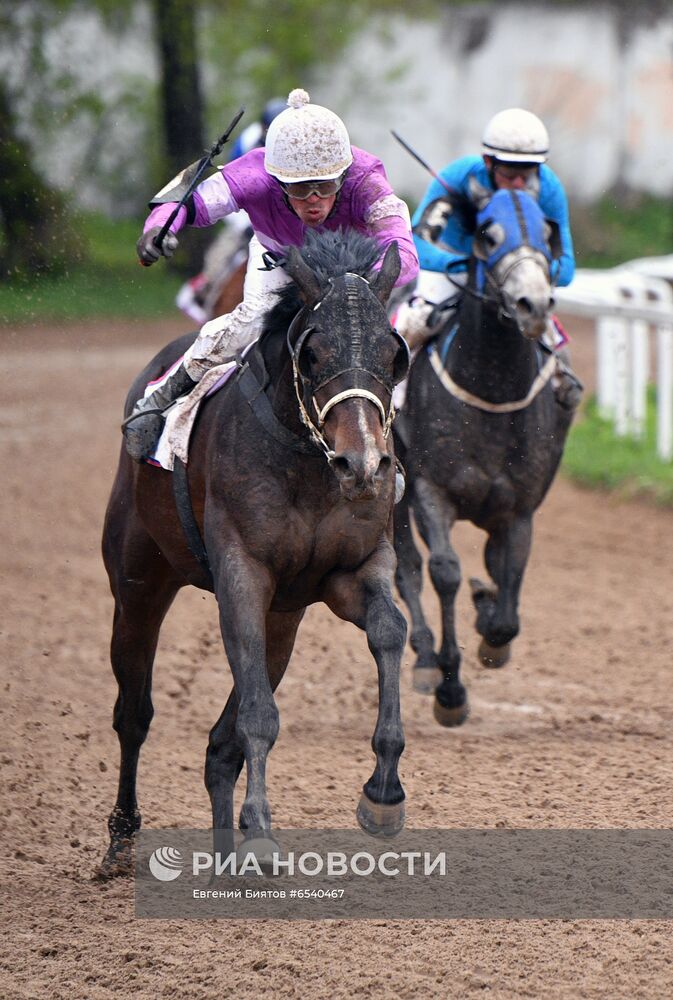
[264,88,353,183]
[482,108,549,163]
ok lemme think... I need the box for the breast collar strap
[428,342,557,413]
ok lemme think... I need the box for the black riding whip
[391,130,459,199]
[142,107,246,265]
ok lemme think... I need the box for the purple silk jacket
[144,146,419,287]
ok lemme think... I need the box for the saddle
[145,357,241,471]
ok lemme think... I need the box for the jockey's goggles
[281,176,344,200]
[493,162,540,181]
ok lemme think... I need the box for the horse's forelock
[262,229,382,339]
[296,229,382,286]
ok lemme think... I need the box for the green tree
[153,0,205,177]
[0,0,140,277]
[201,0,436,131]
[0,77,80,278]
[0,3,80,277]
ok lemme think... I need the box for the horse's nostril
[517,297,533,316]
[333,450,388,492]
[332,455,353,478]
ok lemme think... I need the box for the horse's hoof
[412,666,443,694]
[433,696,470,727]
[469,577,497,602]
[237,834,281,874]
[94,841,135,881]
[356,793,405,838]
[478,639,511,668]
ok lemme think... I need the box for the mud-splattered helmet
[264,89,353,183]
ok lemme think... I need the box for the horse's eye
[484,223,505,250]
[474,221,505,261]
[304,347,318,366]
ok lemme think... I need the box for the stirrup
[121,405,165,430]
[122,410,165,462]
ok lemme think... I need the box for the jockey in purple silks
[174,97,287,325]
[124,88,419,462]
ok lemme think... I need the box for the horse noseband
[286,284,401,460]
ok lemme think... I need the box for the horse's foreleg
[324,547,406,837]
[204,690,242,854]
[394,491,441,693]
[472,514,532,666]
[213,554,278,835]
[412,478,468,727]
[101,559,179,876]
[205,609,304,839]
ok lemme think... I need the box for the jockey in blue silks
[396,108,582,411]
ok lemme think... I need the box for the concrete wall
[7,3,673,210]
[313,4,673,204]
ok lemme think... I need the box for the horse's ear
[283,246,322,306]
[370,242,401,305]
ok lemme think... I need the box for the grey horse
[394,189,575,726]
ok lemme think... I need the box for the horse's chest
[272,505,385,600]
[425,416,553,518]
[295,506,382,566]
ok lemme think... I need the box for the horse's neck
[447,293,539,402]
[257,339,308,440]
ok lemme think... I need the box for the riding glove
[136,226,179,265]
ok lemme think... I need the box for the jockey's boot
[552,349,584,412]
[122,362,198,462]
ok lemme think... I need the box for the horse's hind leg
[471,514,532,667]
[100,523,180,876]
[412,478,468,727]
[394,490,442,694]
[205,609,304,847]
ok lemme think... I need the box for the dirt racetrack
[2,315,673,999]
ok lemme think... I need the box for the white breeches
[415,269,466,304]
[183,234,291,379]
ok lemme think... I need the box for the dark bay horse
[101,230,410,874]
[210,253,246,318]
[394,189,574,726]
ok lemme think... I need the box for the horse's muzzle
[514,296,551,340]
[331,450,392,501]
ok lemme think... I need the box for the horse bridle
[445,248,554,329]
[286,273,409,460]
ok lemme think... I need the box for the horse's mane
[261,228,382,338]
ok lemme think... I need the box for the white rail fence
[555,258,673,461]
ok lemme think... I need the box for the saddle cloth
[147,342,255,471]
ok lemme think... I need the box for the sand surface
[2,316,672,998]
